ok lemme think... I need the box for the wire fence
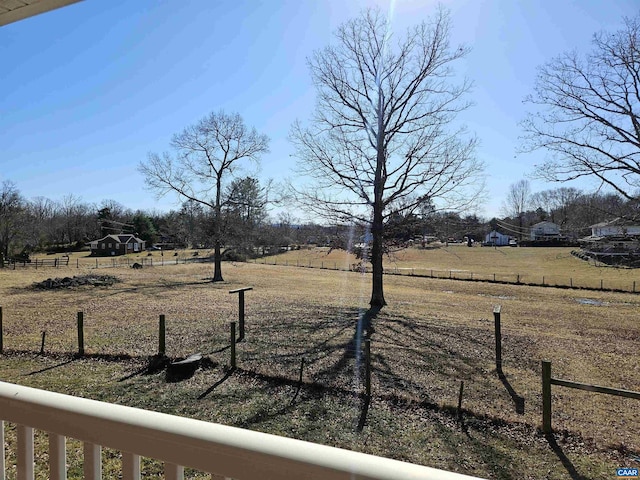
[252,256,640,294]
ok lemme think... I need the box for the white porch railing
[0,381,482,480]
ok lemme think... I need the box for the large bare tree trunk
[213,240,223,282]
[370,202,386,307]
[213,174,224,282]
[370,89,386,307]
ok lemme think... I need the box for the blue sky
[1,0,638,220]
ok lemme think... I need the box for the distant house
[530,221,561,241]
[484,230,510,246]
[590,218,640,237]
[89,234,146,256]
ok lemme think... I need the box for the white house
[485,230,510,246]
[590,218,640,237]
[530,221,561,240]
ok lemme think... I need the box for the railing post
[77,311,84,356]
[122,452,141,480]
[493,305,502,374]
[17,425,34,480]
[83,443,101,480]
[164,464,184,480]
[159,315,166,355]
[542,360,552,434]
[49,433,66,480]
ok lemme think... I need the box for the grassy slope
[0,247,638,479]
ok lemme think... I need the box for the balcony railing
[0,381,482,480]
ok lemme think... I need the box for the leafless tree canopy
[139,111,269,281]
[141,111,269,211]
[522,15,640,200]
[502,180,531,219]
[291,7,482,306]
[292,7,482,221]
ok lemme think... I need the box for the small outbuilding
[89,234,146,256]
[484,230,510,246]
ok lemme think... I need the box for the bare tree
[291,7,483,307]
[0,181,25,264]
[139,111,269,281]
[522,15,640,200]
[530,187,582,226]
[502,180,531,241]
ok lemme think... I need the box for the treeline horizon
[0,178,636,261]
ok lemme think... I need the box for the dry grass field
[0,246,638,479]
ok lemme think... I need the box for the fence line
[541,360,640,433]
[252,257,640,294]
[12,254,640,293]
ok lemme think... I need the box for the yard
[0,246,638,479]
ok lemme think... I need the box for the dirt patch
[31,274,120,290]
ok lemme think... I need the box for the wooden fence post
[230,322,236,369]
[457,380,464,421]
[493,305,502,374]
[229,287,252,341]
[365,339,371,398]
[77,312,84,356]
[159,315,166,355]
[542,360,552,433]
[238,291,245,340]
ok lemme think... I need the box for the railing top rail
[0,381,481,480]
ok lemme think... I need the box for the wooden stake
[40,331,46,355]
[542,360,552,433]
[159,315,166,355]
[77,312,84,356]
[493,305,502,374]
[230,322,236,369]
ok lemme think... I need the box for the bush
[221,249,248,262]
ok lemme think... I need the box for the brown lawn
[0,246,638,479]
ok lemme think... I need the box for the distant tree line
[0,174,634,266]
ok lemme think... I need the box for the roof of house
[590,218,640,228]
[531,221,559,228]
[90,234,145,245]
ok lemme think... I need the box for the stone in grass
[166,353,202,382]
[131,263,143,269]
